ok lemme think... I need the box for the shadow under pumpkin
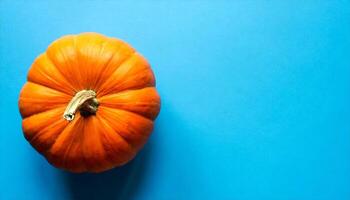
[59,143,152,200]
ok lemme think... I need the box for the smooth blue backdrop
[0,1,349,200]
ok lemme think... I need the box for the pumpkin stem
[63,90,99,121]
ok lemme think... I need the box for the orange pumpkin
[18,33,161,173]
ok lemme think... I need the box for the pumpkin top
[18,32,161,173]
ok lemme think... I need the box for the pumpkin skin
[18,33,161,173]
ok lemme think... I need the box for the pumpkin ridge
[103,66,155,95]
[89,40,108,89]
[79,120,89,172]
[71,35,85,89]
[97,114,137,149]
[81,116,112,172]
[19,82,71,118]
[100,105,155,122]
[97,86,160,121]
[20,101,67,119]
[47,116,81,169]
[97,75,154,97]
[57,115,85,171]
[73,33,116,90]
[98,86,159,97]
[73,34,92,89]
[25,80,72,98]
[96,115,138,168]
[28,74,74,95]
[46,35,84,90]
[98,112,149,144]
[97,86,152,98]
[28,72,73,95]
[92,40,118,86]
[29,53,77,95]
[22,107,65,141]
[93,40,135,90]
[30,118,67,153]
[99,106,153,137]
[97,51,138,96]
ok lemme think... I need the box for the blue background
[0,1,349,199]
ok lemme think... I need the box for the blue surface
[0,1,350,199]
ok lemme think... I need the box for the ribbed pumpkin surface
[18,32,160,173]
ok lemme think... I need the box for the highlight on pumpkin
[18,32,161,173]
